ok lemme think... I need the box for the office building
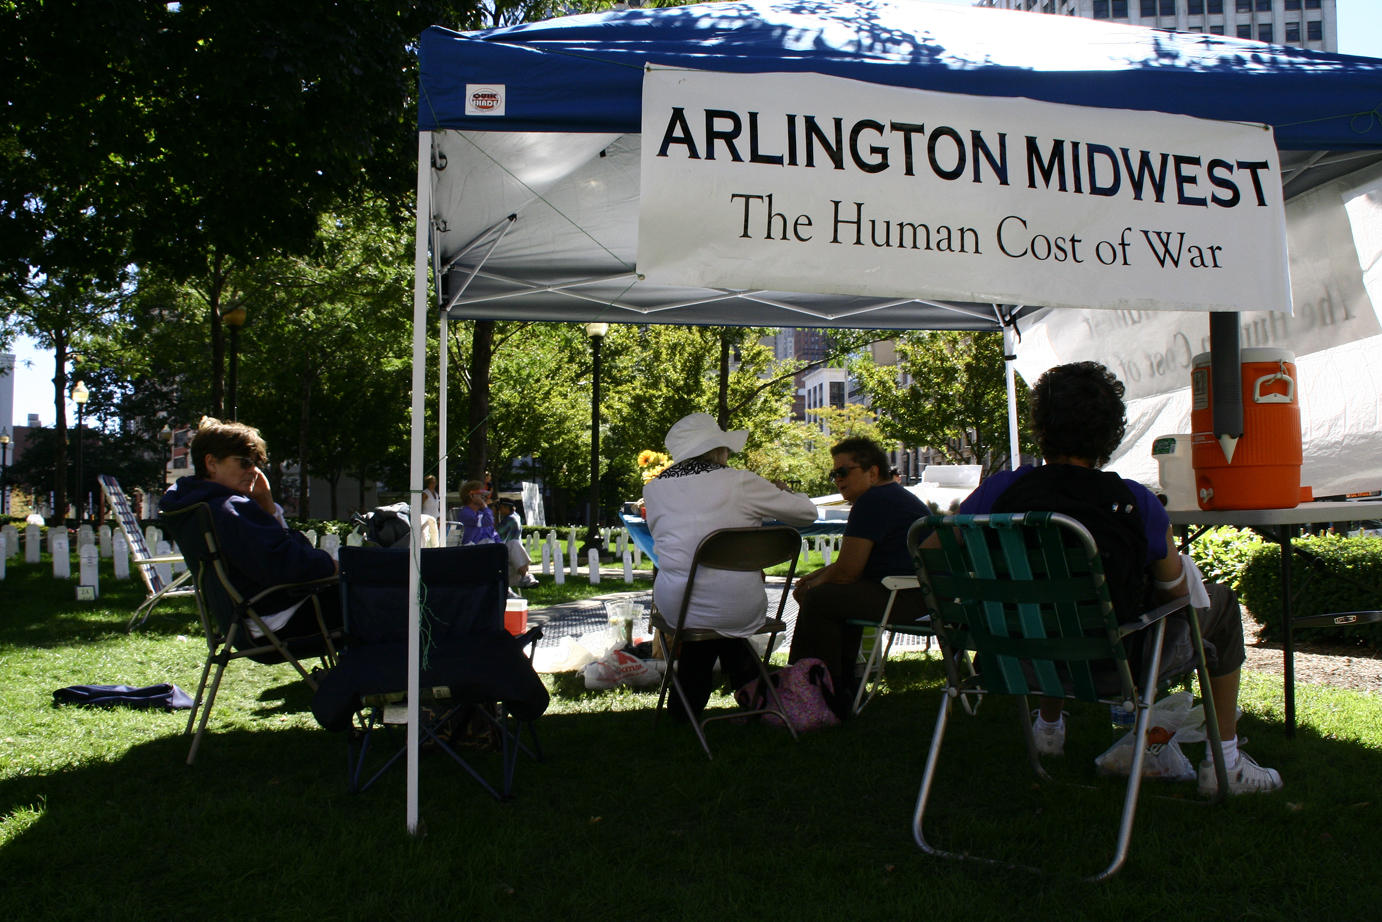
[977,1,1337,52]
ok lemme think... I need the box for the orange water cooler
[1189,348,1303,510]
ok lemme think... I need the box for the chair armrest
[881,574,920,591]
[245,575,340,608]
[1116,596,1191,640]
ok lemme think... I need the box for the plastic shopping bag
[1093,691,1204,781]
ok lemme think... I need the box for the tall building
[977,1,1337,52]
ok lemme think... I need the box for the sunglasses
[226,456,258,470]
[829,464,859,481]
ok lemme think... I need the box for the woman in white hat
[642,412,818,719]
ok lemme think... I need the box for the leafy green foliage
[1236,534,1382,646]
[1186,526,1264,590]
[852,331,1033,476]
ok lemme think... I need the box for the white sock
[1035,713,1064,732]
[1217,735,1240,770]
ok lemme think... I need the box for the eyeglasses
[829,464,859,481]
[227,456,257,470]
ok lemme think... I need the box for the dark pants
[788,580,927,708]
[668,638,762,722]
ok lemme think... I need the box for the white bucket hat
[665,412,748,460]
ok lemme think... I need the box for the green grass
[2,555,1380,920]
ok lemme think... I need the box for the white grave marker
[622,549,633,583]
[154,540,174,586]
[99,524,112,558]
[52,534,71,579]
[320,533,341,560]
[113,533,130,579]
[78,545,100,599]
[25,524,40,562]
[346,531,364,547]
[588,549,601,585]
[3,524,17,558]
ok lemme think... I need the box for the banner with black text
[637,67,1291,314]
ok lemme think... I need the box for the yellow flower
[637,449,657,467]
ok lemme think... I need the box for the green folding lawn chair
[908,512,1228,882]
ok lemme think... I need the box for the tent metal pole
[439,312,449,534]
[1003,321,1021,472]
[406,131,433,836]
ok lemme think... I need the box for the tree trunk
[467,320,494,482]
[50,329,69,525]
[208,253,227,418]
[326,471,340,521]
[297,375,312,520]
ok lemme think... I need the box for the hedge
[1235,533,1382,646]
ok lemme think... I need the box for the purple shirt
[958,465,1169,565]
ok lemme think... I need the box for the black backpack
[990,464,1151,625]
[353,502,412,549]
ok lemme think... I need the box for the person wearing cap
[456,479,500,545]
[788,436,930,715]
[643,412,818,719]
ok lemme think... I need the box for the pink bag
[733,657,841,732]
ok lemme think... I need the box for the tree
[0,271,125,523]
[3,0,484,417]
[852,331,1032,478]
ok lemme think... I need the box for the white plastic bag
[582,649,666,689]
[1093,691,1205,781]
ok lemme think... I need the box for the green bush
[1186,526,1263,591]
[1236,533,1382,646]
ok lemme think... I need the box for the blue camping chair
[312,544,547,800]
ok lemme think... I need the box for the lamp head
[585,322,609,339]
[222,306,247,328]
[72,380,89,405]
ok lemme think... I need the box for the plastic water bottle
[1110,703,1135,731]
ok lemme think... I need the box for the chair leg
[185,656,230,766]
[1091,617,1169,882]
[852,594,902,715]
[912,690,955,856]
[1189,607,1229,804]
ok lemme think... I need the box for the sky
[7,0,1382,429]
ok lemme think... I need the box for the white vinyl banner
[638,67,1291,314]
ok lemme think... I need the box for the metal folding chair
[99,475,194,630]
[650,525,803,759]
[908,512,1228,881]
[161,502,340,766]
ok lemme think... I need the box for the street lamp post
[581,322,609,557]
[222,306,247,421]
[159,424,173,489]
[0,427,10,516]
[73,380,89,524]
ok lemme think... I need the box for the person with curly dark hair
[950,362,1281,796]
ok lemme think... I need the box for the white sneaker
[1197,752,1283,796]
[1030,710,1066,757]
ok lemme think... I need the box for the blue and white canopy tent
[399,0,1382,831]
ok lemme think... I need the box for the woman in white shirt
[643,413,818,718]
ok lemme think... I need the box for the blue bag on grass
[52,683,194,710]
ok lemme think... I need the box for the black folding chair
[312,544,547,800]
[161,502,340,766]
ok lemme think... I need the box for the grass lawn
[2,555,1380,920]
